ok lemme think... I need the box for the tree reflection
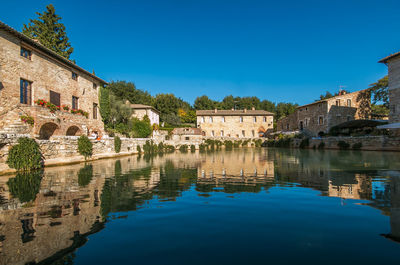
[78,164,93,187]
[7,170,43,203]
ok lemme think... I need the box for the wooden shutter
[50,91,60,106]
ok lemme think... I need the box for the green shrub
[233,140,242,148]
[338,141,350,150]
[179,144,188,152]
[6,137,43,171]
[78,165,93,186]
[164,145,175,153]
[224,140,233,150]
[143,140,155,154]
[329,120,388,136]
[114,136,121,153]
[78,135,93,160]
[190,145,196,152]
[199,143,207,152]
[242,139,250,147]
[299,138,309,149]
[352,142,362,150]
[253,139,263,147]
[317,142,325,149]
[7,170,43,202]
[158,142,165,153]
[132,118,152,138]
[137,145,142,154]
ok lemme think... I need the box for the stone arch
[66,125,82,136]
[38,122,59,140]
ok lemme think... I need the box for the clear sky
[1,0,399,105]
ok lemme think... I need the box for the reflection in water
[0,149,399,264]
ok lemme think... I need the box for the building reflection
[0,149,399,264]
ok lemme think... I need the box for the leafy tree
[132,118,152,138]
[318,90,350,101]
[23,4,73,59]
[154,94,181,115]
[7,137,43,171]
[369,76,389,107]
[260,99,276,113]
[108,81,153,106]
[109,93,133,127]
[275,102,298,120]
[78,135,93,160]
[194,95,217,110]
[371,104,389,116]
[99,85,110,124]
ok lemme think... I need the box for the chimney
[244,108,247,113]
[251,107,255,111]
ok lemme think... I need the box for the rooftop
[297,89,366,109]
[196,109,274,116]
[130,104,160,114]
[172,127,203,135]
[0,20,107,84]
[379,51,400,64]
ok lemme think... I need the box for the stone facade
[380,52,400,123]
[0,22,106,138]
[277,89,371,136]
[196,108,274,138]
[171,127,203,143]
[130,104,160,125]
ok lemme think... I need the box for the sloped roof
[196,109,273,116]
[130,104,160,114]
[379,51,400,64]
[0,20,107,84]
[297,89,368,109]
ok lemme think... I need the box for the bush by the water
[352,142,362,150]
[179,144,188,152]
[329,120,388,136]
[6,137,43,171]
[190,145,196,152]
[114,136,121,153]
[78,135,93,159]
[299,138,309,149]
[317,142,325,149]
[337,141,350,150]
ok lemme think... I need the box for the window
[93,83,97,90]
[252,130,255,137]
[239,116,243,123]
[211,130,215,137]
[209,117,213,123]
[336,100,340,106]
[305,107,308,111]
[50,90,60,106]
[347,99,351,107]
[185,137,190,140]
[221,116,225,123]
[242,130,245,137]
[286,124,289,130]
[20,79,32,105]
[221,130,224,137]
[201,116,205,123]
[72,72,78,81]
[20,47,32,60]
[93,103,98,119]
[253,116,257,123]
[318,116,324,125]
[263,116,267,122]
[72,96,79,109]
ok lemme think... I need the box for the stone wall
[0,28,105,137]
[387,56,400,123]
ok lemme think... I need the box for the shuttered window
[72,96,79,109]
[93,103,98,119]
[50,91,60,106]
[20,79,32,105]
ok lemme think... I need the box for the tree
[99,85,110,124]
[369,76,389,107]
[154,94,181,115]
[194,95,217,110]
[108,81,154,106]
[109,93,133,127]
[23,4,74,59]
[275,102,298,120]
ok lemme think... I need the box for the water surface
[0,148,400,264]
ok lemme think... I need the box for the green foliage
[137,145,142,154]
[78,165,93,187]
[352,142,362,150]
[7,170,43,203]
[190,145,196,152]
[6,137,43,171]
[317,142,325,149]
[132,118,152,138]
[78,135,93,160]
[20,115,34,126]
[233,140,242,148]
[158,142,165,153]
[194,95,217,110]
[241,139,250,147]
[224,140,233,150]
[369,76,389,107]
[199,143,207,152]
[23,4,73,59]
[108,81,154,106]
[317,90,350,101]
[164,145,176,153]
[253,139,263,147]
[299,138,310,149]
[99,85,110,123]
[371,104,389,116]
[338,141,350,150]
[179,145,188,152]
[114,136,121,153]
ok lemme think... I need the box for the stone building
[379,51,400,127]
[196,108,274,138]
[276,89,371,136]
[171,127,203,142]
[0,21,107,139]
[130,104,160,125]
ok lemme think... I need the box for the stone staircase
[0,121,30,134]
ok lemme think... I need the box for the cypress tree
[22,4,74,59]
[99,86,111,124]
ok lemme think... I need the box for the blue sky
[1,0,399,105]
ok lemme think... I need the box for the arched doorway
[66,126,81,136]
[38,122,59,140]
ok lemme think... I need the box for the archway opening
[66,126,81,136]
[38,122,59,140]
